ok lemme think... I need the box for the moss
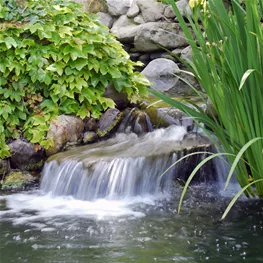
[1,171,34,190]
[23,160,44,171]
[0,159,8,176]
[96,112,123,137]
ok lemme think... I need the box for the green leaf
[5,37,17,49]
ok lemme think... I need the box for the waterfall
[40,125,214,201]
[41,154,177,200]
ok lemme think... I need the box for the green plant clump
[0,0,149,158]
[152,0,263,213]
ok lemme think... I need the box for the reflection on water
[0,185,263,263]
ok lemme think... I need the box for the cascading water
[40,125,190,200]
[0,125,215,223]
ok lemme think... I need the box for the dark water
[0,185,263,263]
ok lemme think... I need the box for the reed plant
[151,0,263,216]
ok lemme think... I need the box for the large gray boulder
[107,0,133,16]
[8,139,45,171]
[111,15,142,43]
[136,0,165,22]
[141,58,180,93]
[46,115,84,156]
[134,22,188,52]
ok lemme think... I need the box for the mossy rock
[0,159,9,177]
[96,108,123,137]
[1,171,36,191]
[74,0,108,13]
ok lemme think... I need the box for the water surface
[1,185,262,263]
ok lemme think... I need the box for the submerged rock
[97,108,123,137]
[46,115,84,156]
[8,139,45,171]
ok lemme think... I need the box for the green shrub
[0,0,149,158]
[152,0,263,209]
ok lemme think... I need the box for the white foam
[0,191,169,225]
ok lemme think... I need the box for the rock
[176,65,199,94]
[172,48,183,56]
[123,44,132,52]
[161,52,178,62]
[127,2,140,18]
[130,52,141,61]
[117,108,153,134]
[0,159,9,177]
[175,0,192,18]
[176,134,216,183]
[141,58,180,93]
[139,53,150,65]
[133,14,145,24]
[181,46,192,62]
[8,139,45,171]
[164,5,176,19]
[83,132,99,144]
[1,171,36,191]
[145,107,182,128]
[74,0,106,13]
[136,0,165,22]
[97,108,123,137]
[134,22,188,52]
[131,109,153,135]
[84,117,97,132]
[104,84,129,109]
[97,12,114,28]
[107,0,133,16]
[111,15,142,43]
[46,115,84,156]
[150,51,165,60]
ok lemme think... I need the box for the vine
[0,0,149,158]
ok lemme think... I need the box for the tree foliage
[0,0,149,158]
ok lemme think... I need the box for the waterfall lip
[47,125,211,164]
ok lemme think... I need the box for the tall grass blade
[178,152,233,214]
[239,69,256,90]
[224,137,263,189]
[221,179,263,220]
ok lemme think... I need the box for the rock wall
[95,0,198,96]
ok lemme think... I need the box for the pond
[1,184,263,263]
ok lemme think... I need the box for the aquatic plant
[0,0,149,158]
[151,0,263,216]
